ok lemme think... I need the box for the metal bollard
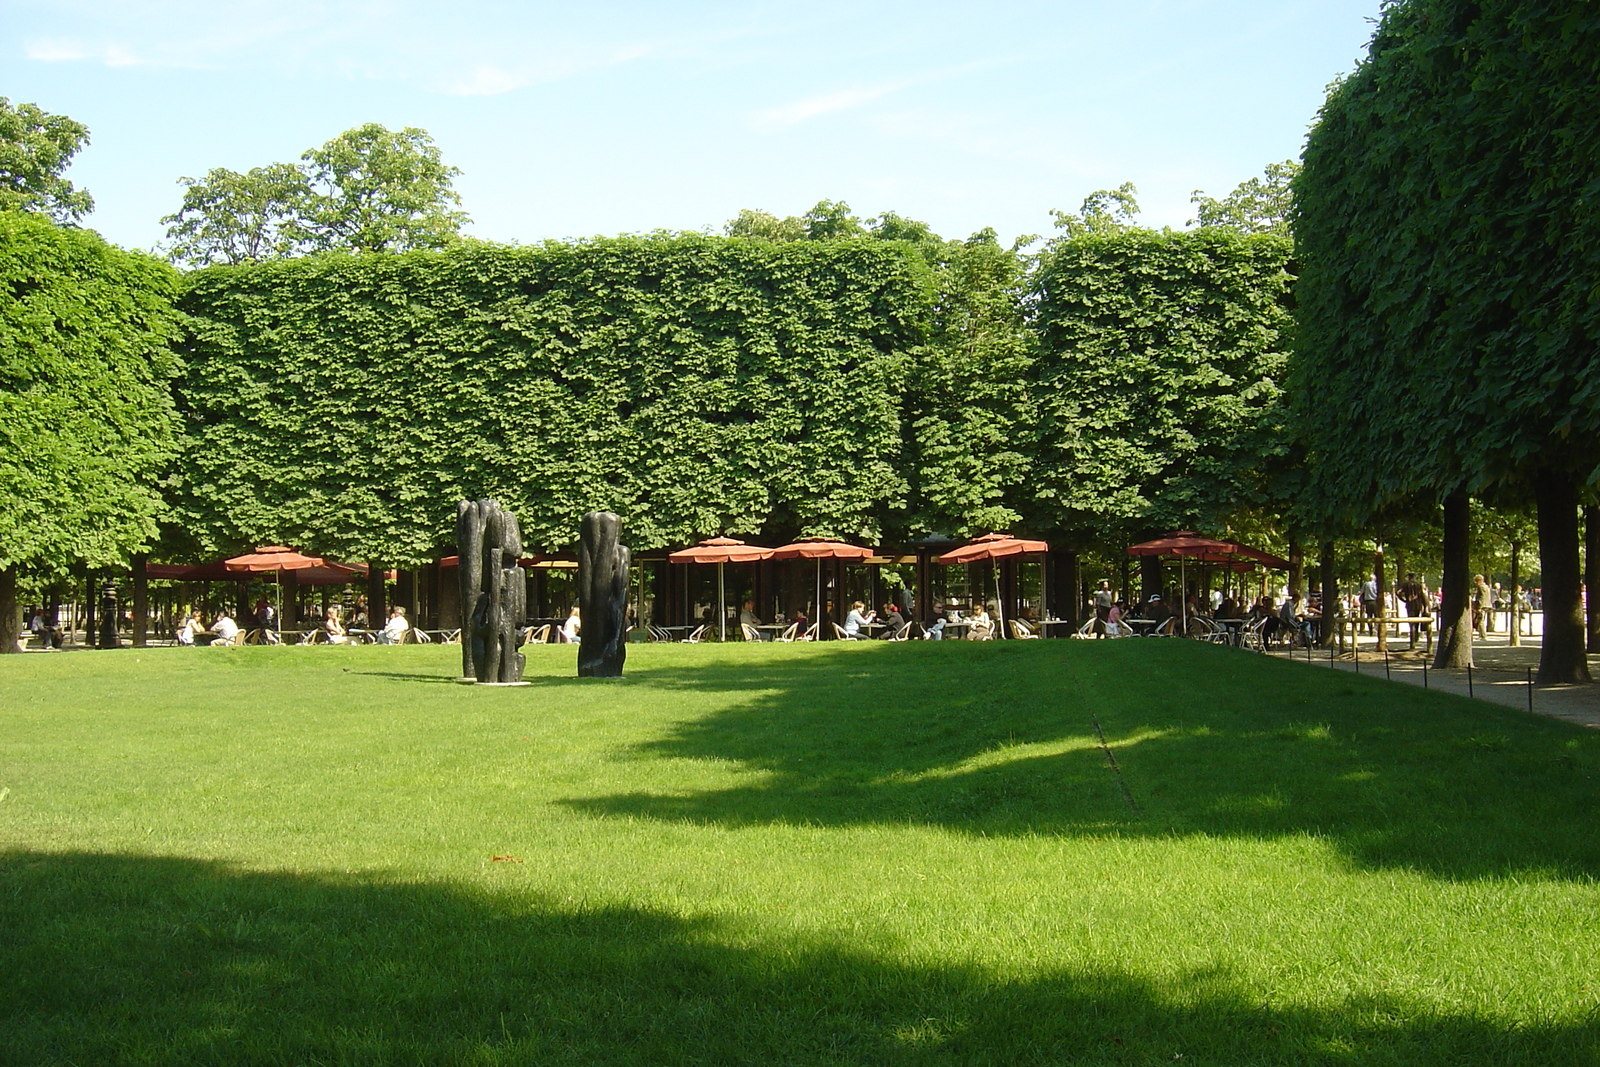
[1527,667,1533,713]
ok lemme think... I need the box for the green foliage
[723,199,866,243]
[300,123,469,253]
[1049,181,1142,238]
[1029,228,1296,542]
[161,163,312,267]
[901,228,1036,537]
[1190,160,1298,235]
[0,212,181,572]
[0,97,93,223]
[162,124,468,268]
[1293,0,1600,519]
[174,237,927,563]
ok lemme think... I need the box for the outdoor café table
[1039,619,1078,638]
[942,620,971,639]
[754,624,788,640]
[1213,618,1247,646]
[1124,618,1159,637]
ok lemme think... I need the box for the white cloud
[750,59,1010,133]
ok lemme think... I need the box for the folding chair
[1008,619,1042,639]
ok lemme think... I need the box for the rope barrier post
[1467,662,1473,698]
[1384,648,1390,680]
[1527,667,1533,713]
[1422,662,1428,689]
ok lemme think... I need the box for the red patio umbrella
[1126,532,1291,632]
[225,546,337,631]
[770,537,875,638]
[936,533,1050,636]
[667,537,774,641]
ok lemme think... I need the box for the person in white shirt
[842,601,875,639]
[561,607,581,643]
[211,613,240,645]
[378,605,410,644]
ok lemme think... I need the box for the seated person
[965,603,995,640]
[842,601,875,638]
[177,610,203,647]
[1105,600,1128,637]
[378,605,410,644]
[323,607,349,644]
[1145,596,1174,627]
[877,603,907,639]
[1277,592,1303,644]
[211,612,241,645]
[561,606,581,643]
[923,603,947,640]
[1250,596,1282,641]
[1215,597,1243,620]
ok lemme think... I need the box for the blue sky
[4,0,1382,253]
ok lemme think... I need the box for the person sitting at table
[877,602,907,639]
[923,603,947,640]
[177,609,203,646]
[1145,596,1173,629]
[212,611,241,646]
[378,605,410,644]
[350,596,370,630]
[323,606,349,645]
[1249,596,1281,642]
[842,601,875,639]
[561,606,581,643]
[1105,600,1129,638]
[1277,592,1304,646]
[965,603,995,640]
[1216,597,1243,620]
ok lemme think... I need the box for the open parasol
[667,537,774,641]
[769,537,875,639]
[225,546,335,633]
[1126,532,1292,633]
[936,533,1049,637]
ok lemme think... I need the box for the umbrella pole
[1180,557,1186,635]
[994,564,1005,639]
[718,561,726,642]
[816,560,823,640]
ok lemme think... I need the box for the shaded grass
[2,640,1599,1064]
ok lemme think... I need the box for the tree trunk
[1507,541,1521,648]
[1047,549,1080,624]
[1139,555,1162,604]
[132,556,149,649]
[1433,493,1474,669]
[0,567,20,654]
[366,560,387,630]
[1288,537,1303,598]
[1318,542,1337,649]
[1535,469,1592,684]
[85,573,98,649]
[1374,541,1388,654]
[1585,505,1599,654]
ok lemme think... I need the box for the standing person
[1473,573,1492,640]
[1397,573,1428,649]
[1092,580,1115,637]
[1359,574,1380,618]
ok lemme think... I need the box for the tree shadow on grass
[2,850,1594,1066]
[563,641,1600,881]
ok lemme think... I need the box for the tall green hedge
[1028,229,1296,544]
[175,237,930,563]
[0,212,181,573]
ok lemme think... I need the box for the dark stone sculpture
[578,511,630,678]
[456,499,527,684]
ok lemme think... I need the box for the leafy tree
[173,237,926,563]
[1293,0,1600,682]
[899,228,1036,538]
[160,163,311,266]
[1028,228,1296,550]
[724,209,805,242]
[300,124,469,253]
[0,213,181,650]
[162,124,468,267]
[1191,160,1298,234]
[1048,182,1141,238]
[0,98,93,223]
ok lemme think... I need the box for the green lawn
[2,639,1598,1065]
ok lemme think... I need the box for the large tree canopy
[1293,0,1600,681]
[1029,228,1296,546]
[162,124,469,267]
[0,213,182,648]
[173,237,927,564]
[0,97,93,223]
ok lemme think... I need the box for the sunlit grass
[2,640,1598,1064]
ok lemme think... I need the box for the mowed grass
[2,639,1599,1065]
